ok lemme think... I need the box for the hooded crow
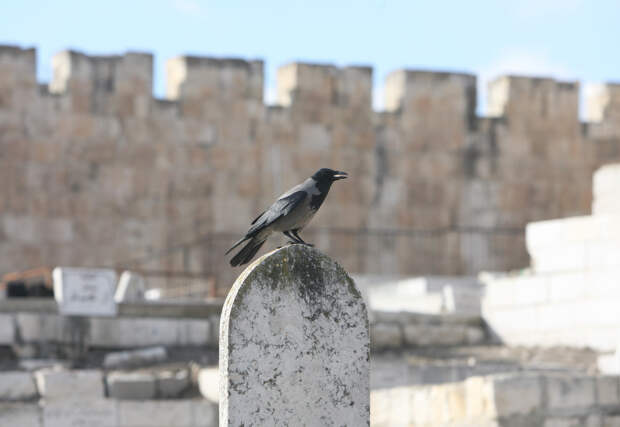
[226,168,348,267]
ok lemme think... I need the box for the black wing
[247,191,307,236]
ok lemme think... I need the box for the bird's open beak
[333,171,348,180]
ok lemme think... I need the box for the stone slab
[103,346,167,369]
[219,245,370,427]
[35,369,104,400]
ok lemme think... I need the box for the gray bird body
[226,168,347,267]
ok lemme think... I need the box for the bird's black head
[311,168,348,184]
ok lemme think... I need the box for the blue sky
[1,0,618,114]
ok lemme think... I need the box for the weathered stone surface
[0,371,37,401]
[220,245,370,426]
[106,371,157,399]
[35,369,104,400]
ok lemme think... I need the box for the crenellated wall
[1,45,619,293]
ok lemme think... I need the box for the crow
[226,168,348,267]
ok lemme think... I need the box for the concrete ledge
[0,299,224,318]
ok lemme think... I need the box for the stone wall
[371,372,620,427]
[2,45,620,293]
[0,369,218,427]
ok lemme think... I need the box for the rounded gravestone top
[219,244,370,427]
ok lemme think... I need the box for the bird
[225,168,348,267]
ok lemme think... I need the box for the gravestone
[114,270,146,302]
[220,245,370,426]
[52,267,117,316]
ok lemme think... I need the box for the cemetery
[1,160,620,425]
[0,42,620,425]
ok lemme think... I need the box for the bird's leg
[292,229,313,246]
[283,231,301,245]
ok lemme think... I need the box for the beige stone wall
[1,45,619,294]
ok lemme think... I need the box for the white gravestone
[114,270,146,303]
[53,267,117,316]
[220,245,370,426]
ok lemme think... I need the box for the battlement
[166,55,263,101]
[48,49,153,116]
[487,75,579,123]
[0,44,619,127]
[0,45,37,110]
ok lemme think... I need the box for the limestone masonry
[2,45,620,293]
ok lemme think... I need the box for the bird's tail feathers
[225,236,249,255]
[229,238,267,267]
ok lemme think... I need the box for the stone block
[0,371,37,400]
[371,323,403,350]
[35,369,104,400]
[0,403,41,427]
[103,346,167,369]
[157,368,189,398]
[547,375,596,411]
[596,376,620,406]
[118,400,192,427]
[491,374,543,416]
[43,399,117,427]
[119,318,181,347]
[106,371,157,399]
[526,215,620,273]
